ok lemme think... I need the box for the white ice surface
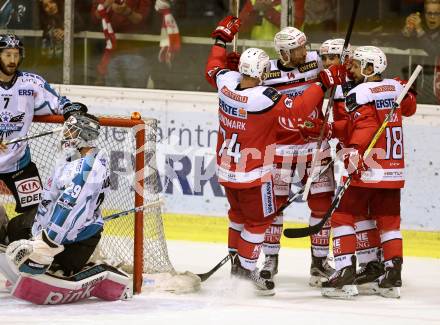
[1,240,439,325]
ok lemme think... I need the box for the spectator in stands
[401,0,440,104]
[0,0,36,29]
[39,0,64,62]
[91,0,152,88]
[239,0,303,42]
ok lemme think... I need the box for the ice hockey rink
[0,240,439,325]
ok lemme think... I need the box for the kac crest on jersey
[0,111,25,138]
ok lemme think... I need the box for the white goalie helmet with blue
[60,110,100,157]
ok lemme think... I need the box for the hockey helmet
[352,46,387,78]
[319,38,351,57]
[238,48,271,83]
[274,27,307,64]
[61,112,100,154]
[0,34,25,60]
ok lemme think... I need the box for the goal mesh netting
[0,114,193,293]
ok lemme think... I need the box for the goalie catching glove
[211,15,241,44]
[6,229,64,275]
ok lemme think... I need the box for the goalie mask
[60,113,100,156]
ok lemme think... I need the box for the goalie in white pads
[0,111,131,304]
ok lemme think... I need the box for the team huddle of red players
[205,16,417,299]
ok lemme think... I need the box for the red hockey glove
[319,64,346,89]
[298,118,333,141]
[226,52,240,71]
[343,148,367,180]
[393,77,417,96]
[211,15,241,43]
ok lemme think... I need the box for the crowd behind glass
[1,0,439,104]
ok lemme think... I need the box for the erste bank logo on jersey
[219,99,247,119]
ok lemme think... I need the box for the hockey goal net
[0,114,199,294]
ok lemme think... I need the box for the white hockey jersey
[32,149,111,245]
[0,71,70,173]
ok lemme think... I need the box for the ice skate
[309,252,335,287]
[377,257,402,298]
[259,254,278,280]
[355,260,384,295]
[236,264,275,296]
[321,255,358,299]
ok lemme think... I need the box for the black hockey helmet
[0,34,25,60]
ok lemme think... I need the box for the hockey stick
[302,0,360,201]
[4,126,64,145]
[284,65,423,238]
[0,200,163,252]
[196,254,230,282]
[102,199,163,222]
[277,158,336,214]
[230,0,240,52]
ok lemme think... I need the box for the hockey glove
[63,102,88,120]
[211,15,241,43]
[319,64,346,90]
[393,77,417,96]
[6,230,64,275]
[343,148,367,181]
[298,118,333,141]
[226,52,240,71]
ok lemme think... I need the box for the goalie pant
[331,78,417,272]
[205,44,325,270]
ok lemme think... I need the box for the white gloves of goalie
[6,230,64,275]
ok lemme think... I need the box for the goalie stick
[302,0,360,200]
[0,199,162,253]
[284,65,423,238]
[3,126,64,145]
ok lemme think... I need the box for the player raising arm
[205,16,343,295]
[0,111,131,305]
[0,34,77,245]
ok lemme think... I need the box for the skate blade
[321,285,359,299]
[309,275,326,288]
[255,288,275,297]
[379,286,400,298]
[357,282,380,295]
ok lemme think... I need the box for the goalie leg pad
[0,251,20,285]
[11,263,131,305]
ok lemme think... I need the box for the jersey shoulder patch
[342,81,356,96]
[345,93,359,112]
[263,87,281,102]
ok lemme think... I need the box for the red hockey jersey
[263,51,325,162]
[205,45,325,188]
[345,78,417,188]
